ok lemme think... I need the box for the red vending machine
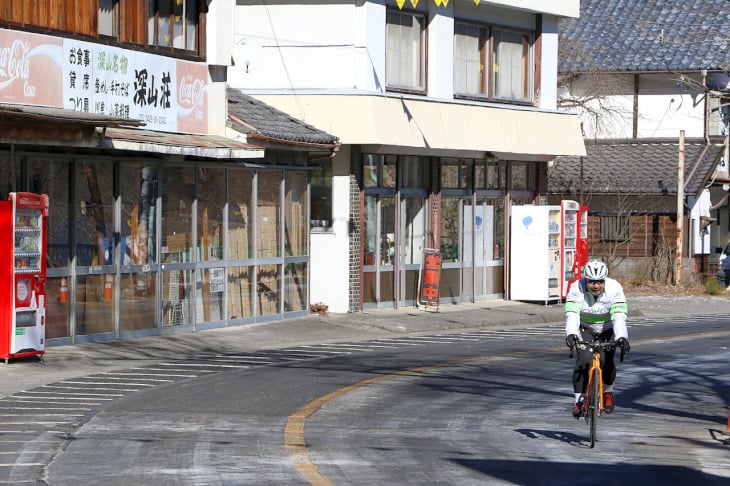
[560,200,589,298]
[0,192,48,363]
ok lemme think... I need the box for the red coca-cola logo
[0,40,31,82]
[178,75,205,109]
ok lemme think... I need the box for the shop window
[197,168,225,261]
[228,170,254,259]
[509,162,532,191]
[386,8,426,92]
[363,154,397,189]
[257,171,282,258]
[285,172,307,256]
[454,21,487,97]
[401,155,429,189]
[310,159,332,230]
[492,28,533,102]
[440,158,473,190]
[121,164,158,266]
[476,158,506,191]
[161,167,194,263]
[76,162,115,266]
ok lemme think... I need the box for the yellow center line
[284,328,730,485]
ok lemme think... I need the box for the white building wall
[538,16,559,110]
[231,5,360,90]
[570,73,707,139]
[309,148,353,313]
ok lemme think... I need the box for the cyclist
[565,259,630,418]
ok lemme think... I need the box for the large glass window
[161,167,194,263]
[257,171,282,258]
[28,158,70,339]
[228,170,254,259]
[197,168,225,262]
[454,22,487,96]
[285,172,308,256]
[284,262,308,312]
[401,155,429,189]
[228,265,254,319]
[257,264,281,316]
[386,9,426,91]
[440,198,462,263]
[440,158,473,190]
[493,28,533,102]
[122,164,158,266]
[119,163,158,334]
[76,162,115,266]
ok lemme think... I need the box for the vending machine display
[0,193,48,363]
[510,200,589,303]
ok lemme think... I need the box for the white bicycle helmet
[584,260,608,280]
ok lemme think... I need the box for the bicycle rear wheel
[589,368,600,448]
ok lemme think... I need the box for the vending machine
[510,200,589,303]
[0,193,48,363]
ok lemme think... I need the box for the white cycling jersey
[564,277,628,340]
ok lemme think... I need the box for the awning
[100,127,265,159]
[252,94,586,160]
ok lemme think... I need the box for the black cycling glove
[616,337,630,353]
[565,334,579,349]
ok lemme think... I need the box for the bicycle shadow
[514,428,587,446]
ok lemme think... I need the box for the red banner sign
[419,248,441,309]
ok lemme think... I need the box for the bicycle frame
[584,347,605,414]
[570,338,621,448]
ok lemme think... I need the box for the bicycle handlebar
[568,340,629,362]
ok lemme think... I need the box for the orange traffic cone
[59,276,68,303]
[103,274,113,302]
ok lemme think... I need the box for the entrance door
[398,196,426,306]
[362,195,395,309]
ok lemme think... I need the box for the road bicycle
[569,337,627,448]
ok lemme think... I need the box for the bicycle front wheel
[589,368,600,448]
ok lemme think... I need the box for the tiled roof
[227,89,338,146]
[559,0,730,73]
[548,138,725,197]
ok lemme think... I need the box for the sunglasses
[587,279,605,285]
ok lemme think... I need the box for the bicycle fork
[585,354,604,415]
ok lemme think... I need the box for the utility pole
[676,131,685,285]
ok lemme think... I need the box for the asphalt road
[8,315,730,485]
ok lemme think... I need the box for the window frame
[385,7,427,94]
[453,21,488,98]
[600,214,632,243]
[0,0,204,59]
[491,26,534,103]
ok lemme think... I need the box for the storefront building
[0,4,338,346]
[234,1,586,313]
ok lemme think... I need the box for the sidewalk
[1,295,727,398]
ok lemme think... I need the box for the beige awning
[252,94,586,160]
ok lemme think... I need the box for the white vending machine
[510,201,585,303]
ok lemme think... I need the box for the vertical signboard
[419,248,442,311]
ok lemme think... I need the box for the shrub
[704,276,724,295]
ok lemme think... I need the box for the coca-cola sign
[0,30,62,106]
